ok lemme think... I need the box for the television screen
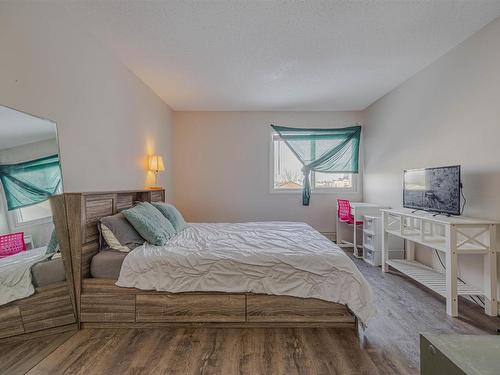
[403,165,461,215]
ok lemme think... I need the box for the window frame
[269,129,359,194]
[9,201,53,229]
[0,184,53,230]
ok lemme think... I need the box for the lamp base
[148,186,163,190]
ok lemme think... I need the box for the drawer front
[0,306,25,338]
[136,294,245,322]
[364,233,374,247]
[18,283,75,333]
[364,217,375,232]
[81,294,135,322]
[246,295,354,323]
[364,247,374,261]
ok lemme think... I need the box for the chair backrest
[337,199,352,221]
[0,232,26,258]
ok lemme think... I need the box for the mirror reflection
[0,105,75,341]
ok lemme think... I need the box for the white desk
[382,208,498,317]
[336,202,390,258]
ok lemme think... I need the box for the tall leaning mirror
[0,105,76,346]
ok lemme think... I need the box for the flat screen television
[403,165,461,215]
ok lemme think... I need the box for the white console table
[381,208,498,317]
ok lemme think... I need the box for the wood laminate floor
[0,330,75,375]
[3,253,499,374]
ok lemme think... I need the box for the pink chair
[0,232,26,258]
[337,199,363,252]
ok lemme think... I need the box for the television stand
[381,208,498,317]
[432,212,452,218]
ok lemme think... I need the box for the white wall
[364,17,500,298]
[172,111,364,233]
[0,2,173,194]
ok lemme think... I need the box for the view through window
[272,133,354,190]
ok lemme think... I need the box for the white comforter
[117,222,376,323]
[0,247,50,306]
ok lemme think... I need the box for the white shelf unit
[382,208,498,317]
[363,215,404,266]
[386,260,484,297]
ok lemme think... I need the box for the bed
[65,190,375,329]
[0,246,67,302]
[0,247,51,306]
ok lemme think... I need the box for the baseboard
[321,232,336,242]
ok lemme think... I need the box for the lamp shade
[148,155,165,172]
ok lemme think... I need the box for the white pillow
[101,224,130,252]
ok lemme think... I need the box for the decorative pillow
[46,228,59,255]
[100,224,131,252]
[151,203,188,233]
[122,202,176,246]
[100,212,145,251]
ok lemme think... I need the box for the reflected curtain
[271,125,361,206]
[0,154,62,210]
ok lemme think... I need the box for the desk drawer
[363,216,379,233]
[364,248,404,267]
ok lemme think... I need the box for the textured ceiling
[65,1,500,111]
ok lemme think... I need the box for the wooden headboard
[64,189,165,323]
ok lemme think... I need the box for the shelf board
[363,229,375,235]
[386,259,484,296]
[385,229,489,254]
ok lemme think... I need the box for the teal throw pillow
[151,203,188,233]
[123,202,176,246]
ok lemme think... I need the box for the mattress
[90,250,127,279]
[0,247,51,305]
[117,221,376,323]
[31,257,66,287]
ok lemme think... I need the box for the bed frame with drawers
[63,189,357,330]
[0,195,77,342]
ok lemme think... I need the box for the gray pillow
[122,202,176,246]
[100,212,145,250]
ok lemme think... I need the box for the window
[15,200,53,224]
[272,132,356,191]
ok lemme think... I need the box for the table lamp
[148,155,165,190]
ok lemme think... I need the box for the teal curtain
[0,154,62,211]
[271,125,361,206]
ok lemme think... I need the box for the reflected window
[15,200,52,225]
